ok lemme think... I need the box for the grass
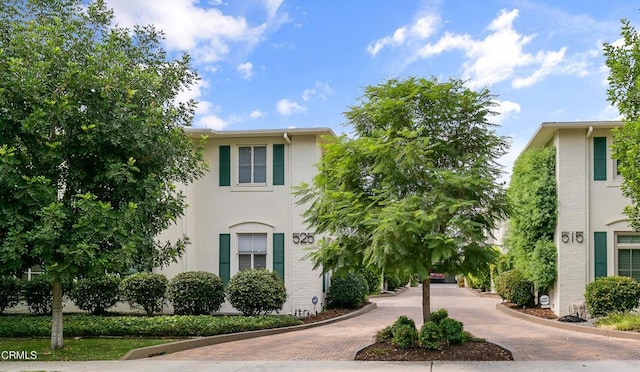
[0,337,181,361]
[595,313,640,331]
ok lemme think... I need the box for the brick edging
[120,302,378,360]
[496,303,640,340]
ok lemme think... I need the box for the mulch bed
[355,340,514,361]
[504,302,558,319]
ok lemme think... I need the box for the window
[617,234,640,282]
[593,137,607,181]
[238,146,266,184]
[238,233,267,270]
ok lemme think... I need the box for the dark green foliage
[585,276,640,317]
[392,324,418,349]
[392,315,416,331]
[0,276,23,313]
[120,273,167,315]
[360,267,381,294]
[385,275,400,291]
[505,147,557,292]
[419,321,442,350]
[494,270,533,307]
[0,314,302,337]
[70,275,120,315]
[326,272,368,309]
[167,271,224,315]
[466,263,491,292]
[439,317,465,345]
[24,275,52,315]
[375,325,393,342]
[226,269,287,316]
[430,308,449,325]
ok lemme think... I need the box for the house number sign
[561,231,584,244]
[293,233,315,244]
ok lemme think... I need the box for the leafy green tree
[504,147,557,293]
[0,0,205,349]
[605,18,640,230]
[297,77,509,322]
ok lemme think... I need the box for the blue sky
[103,0,640,182]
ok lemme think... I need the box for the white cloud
[512,48,566,88]
[302,81,335,102]
[198,114,227,130]
[237,62,254,79]
[249,109,266,119]
[277,99,306,116]
[492,100,521,125]
[105,0,283,63]
[367,14,440,56]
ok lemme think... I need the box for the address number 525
[293,233,314,244]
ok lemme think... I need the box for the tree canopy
[296,77,509,321]
[0,0,205,348]
[605,18,640,231]
[505,147,557,292]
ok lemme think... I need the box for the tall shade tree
[605,18,640,230]
[0,0,206,349]
[296,77,509,322]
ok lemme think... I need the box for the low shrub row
[0,313,302,337]
[0,269,287,317]
[494,270,533,307]
[376,309,468,350]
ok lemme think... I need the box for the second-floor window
[238,145,266,184]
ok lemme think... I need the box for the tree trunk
[51,281,64,350]
[422,277,431,323]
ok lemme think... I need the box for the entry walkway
[157,284,640,361]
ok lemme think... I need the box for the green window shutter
[594,232,607,278]
[273,144,285,186]
[219,234,231,284]
[593,137,607,181]
[219,145,231,186]
[273,233,285,280]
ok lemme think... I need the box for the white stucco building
[520,120,639,316]
[158,127,335,315]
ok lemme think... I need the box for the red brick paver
[156,285,640,361]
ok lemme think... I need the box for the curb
[120,302,378,360]
[496,303,640,341]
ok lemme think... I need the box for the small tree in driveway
[297,77,509,322]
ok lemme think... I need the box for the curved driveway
[156,285,640,361]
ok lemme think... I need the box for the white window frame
[237,233,268,271]
[236,144,268,185]
[615,233,640,282]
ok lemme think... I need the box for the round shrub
[385,275,400,291]
[392,315,416,333]
[430,308,449,325]
[419,321,442,350]
[70,275,120,315]
[167,271,224,315]
[0,276,23,314]
[392,323,418,349]
[360,267,381,294]
[120,272,167,315]
[585,276,640,317]
[226,269,287,316]
[439,317,465,345]
[494,270,533,307]
[327,272,368,309]
[24,275,52,315]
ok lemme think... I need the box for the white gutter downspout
[283,132,291,144]
[585,126,593,285]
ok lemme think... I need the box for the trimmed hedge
[120,273,168,315]
[0,276,23,314]
[70,275,121,315]
[585,276,640,317]
[0,314,302,337]
[494,270,533,307]
[167,271,225,315]
[226,269,287,316]
[327,272,368,309]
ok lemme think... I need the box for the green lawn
[0,338,180,361]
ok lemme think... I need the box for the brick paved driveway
[156,285,640,361]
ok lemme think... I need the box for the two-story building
[519,120,639,316]
[158,127,335,315]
